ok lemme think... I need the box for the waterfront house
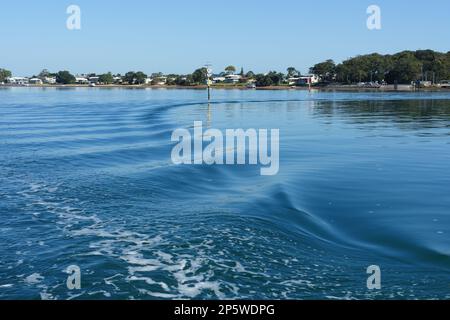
[440,80,450,88]
[6,77,29,85]
[88,76,100,84]
[287,77,300,86]
[148,76,167,85]
[75,77,89,84]
[113,76,123,84]
[43,76,57,84]
[212,76,226,83]
[224,74,242,84]
[29,78,43,85]
[297,74,320,85]
[154,76,167,85]
[418,81,432,88]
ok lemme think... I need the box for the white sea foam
[25,273,44,284]
[15,179,243,299]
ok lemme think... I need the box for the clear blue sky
[1,0,449,76]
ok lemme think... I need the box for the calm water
[0,88,449,300]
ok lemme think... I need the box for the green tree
[245,71,255,79]
[287,67,299,77]
[267,71,284,85]
[176,75,193,86]
[0,68,12,82]
[165,74,179,85]
[255,74,273,87]
[310,60,336,82]
[124,72,136,84]
[151,72,164,78]
[56,71,76,84]
[332,50,449,84]
[225,65,236,74]
[385,52,421,84]
[99,72,114,84]
[192,68,208,84]
[38,69,50,79]
[413,49,450,82]
[134,71,147,84]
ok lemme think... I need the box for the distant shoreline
[1,84,449,92]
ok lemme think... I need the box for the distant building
[440,80,450,88]
[224,74,241,84]
[212,76,226,83]
[157,76,167,85]
[29,78,43,85]
[6,77,29,85]
[151,76,167,85]
[88,76,100,84]
[287,77,300,86]
[297,74,320,85]
[75,77,89,84]
[418,80,432,88]
[167,76,177,83]
[113,76,123,84]
[43,77,56,84]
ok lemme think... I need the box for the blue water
[0,87,449,300]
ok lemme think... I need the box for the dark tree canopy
[225,65,236,74]
[56,71,76,84]
[287,67,300,77]
[330,50,450,84]
[255,74,273,87]
[124,72,136,84]
[123,71,147,84]
[192,67,208,84]
[310,60,336,82]
[255,71,284,87]
[0,68,12,82]
[99,72,114,84]
[134,71,147,84]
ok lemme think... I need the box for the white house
[43,77,56,84]
[88,76,100,84]
[113,76,123,84]
[439,80,450,88]
[297,74,320,85]
[154,76,167,85]
[212,76,226,83]
[75,77,89,84]
[287,77,300,85]
[418,80,432,88]
[147,76,167,85]
[224,74,242,84]
[7,77,29,85]
[29,78,43,85]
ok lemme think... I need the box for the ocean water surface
[0,88,449,300]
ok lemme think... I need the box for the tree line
[311,50,450,84]
[1,50,449,86]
